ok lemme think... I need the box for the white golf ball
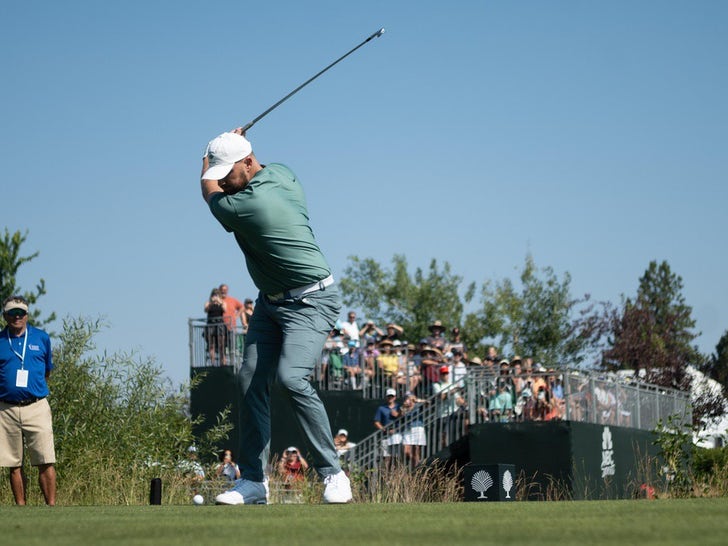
[192,494,204,505]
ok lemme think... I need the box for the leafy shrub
[0,317,232,505]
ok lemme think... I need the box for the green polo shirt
[208,163,331,295]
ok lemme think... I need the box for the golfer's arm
[201,156,223,202]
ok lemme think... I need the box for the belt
[0,396,44,407]
[267,275,334,302]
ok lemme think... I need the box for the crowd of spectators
[320,312,568,425]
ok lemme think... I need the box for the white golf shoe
[322,470,352,504]
[215,479,267,505]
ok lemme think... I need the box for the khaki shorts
[0,398,56,467]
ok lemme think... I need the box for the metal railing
[347,368,691,476]
[189,319,693,475]
[189,318,245,369]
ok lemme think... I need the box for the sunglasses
[5,309,27,318]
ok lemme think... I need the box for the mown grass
[2,498,727,546]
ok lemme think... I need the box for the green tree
[601,261,723,427]
[0,228,55,328]
[471,254,592,365]
[339,255,475,344]
[700,330,728,396]
[603,260,703,380]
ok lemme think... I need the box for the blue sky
[3,1,726,387]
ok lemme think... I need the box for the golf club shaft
[241,28,385,133]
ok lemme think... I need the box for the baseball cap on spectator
[385,388,397,397]
[469,357,483,365]
[499,359,510,366]
[337,429,348,437]
[510,355,522,365]
[202,132,253,180]
[439,365,450,374]
[419,338,429,345]
[347,340,357,347]
[392,340,401,347]
[286,446,298,453]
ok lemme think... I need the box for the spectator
[544,370,564,421]
[468,356,483,367]
[381,323,404,343]
[0,296,56,506]
[404,343,422,393]
[333,429,356,459]
[359,320,384,346]
[241,298,255,334]
[510,356,525,402]
[361,340,380,390]
[529,365,548,409]
[204,287,227,366]
[433,366,458,447]
[342,341,362,389]
[401,392,426,468]
[392,340,410,389]
[491,381,514,423]
[426,320,447,352]
[594,383,616,425]
[320,326,347,389]
[419,345,443,396]
[376,339,399,389]
[215,448,241,483]
[219,283,244,333]
[179,445,205,483]
[522,357,534,374]
[340,311,360,346]
[497,359,514,399]
[374,388,402,465]
[514,380,533,421]
[451,349,468,387]
[485,346,499,365]
[277,447,309,489]
[446,327,467,357]
[534,383,551,421]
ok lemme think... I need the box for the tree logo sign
[471,470,494,499]
[601,426,616,478]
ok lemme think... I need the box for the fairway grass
[2,498,727,545]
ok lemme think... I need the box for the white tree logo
[471,470,494,499]
[502,469,513,499]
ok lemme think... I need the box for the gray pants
[237,285,341,481]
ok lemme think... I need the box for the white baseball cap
[337,429,348,437]
[385,388,397,397]
[202,132,253,180]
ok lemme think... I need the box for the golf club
[240,28,385,133]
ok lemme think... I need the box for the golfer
[0,296,56,505]
[200,129,351,504]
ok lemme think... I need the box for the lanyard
[7,329,28,369]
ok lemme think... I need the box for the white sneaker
[322,470,352,504]
[215,479,267,505]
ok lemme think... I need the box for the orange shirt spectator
[219,284,244,330]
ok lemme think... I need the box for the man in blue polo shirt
[0,296,56,505]
[200,129,351,505]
